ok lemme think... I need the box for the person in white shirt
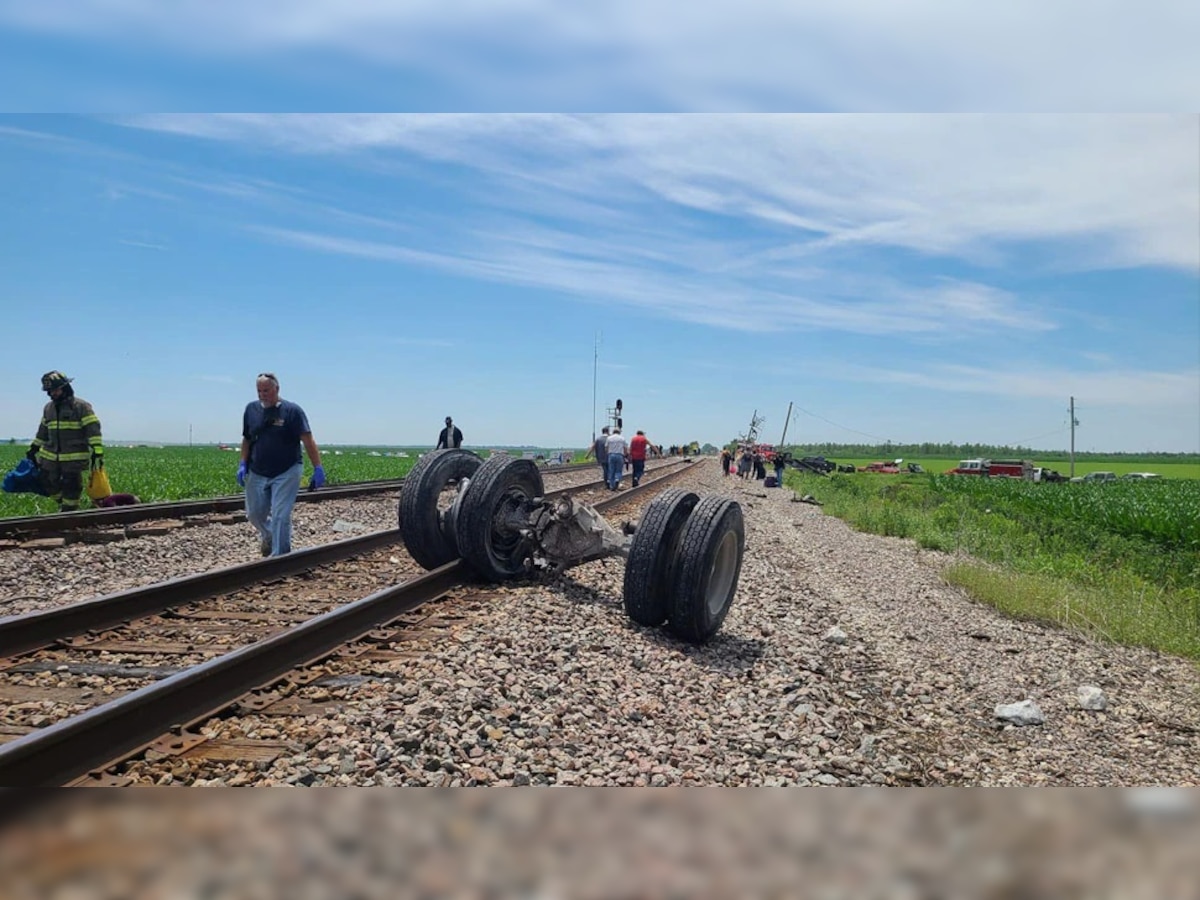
[604,427,628,490]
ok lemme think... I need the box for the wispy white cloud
[128,115,1200,274]
[818,361,1200,407]
[380,336,456,348]
[163,174,308,201]
[101,181,181,203]
[0,124,83,143]
[118,238,167,250]
[5,2,1199,110]
[249,221,1050,338]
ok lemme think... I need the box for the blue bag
[2,458,48,495]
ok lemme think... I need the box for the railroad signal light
[616,398,622,412]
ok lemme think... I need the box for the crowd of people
[18,371,737,555]
[720,446,788,487]
[584,426,663,491]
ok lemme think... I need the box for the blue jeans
[607,453,625,489]
[631,458,646,486]
[245,463,302,556]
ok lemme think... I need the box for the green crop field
[780,466,1200,660]
[0,445,421,518]
[830,457,1200,479]
[0,444,593,518]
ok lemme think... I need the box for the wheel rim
[486,489,534,571]
[704,529,740,618]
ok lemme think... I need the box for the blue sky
[1,114,1196,452]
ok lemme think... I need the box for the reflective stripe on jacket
[33,397,102,463]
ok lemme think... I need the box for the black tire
[399,449,483,570]
[622,489,700,627]
[455,455,544,581]
[667,496,745,644]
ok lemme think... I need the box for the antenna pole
[1069,396,1077,478]
[592,332,600,442]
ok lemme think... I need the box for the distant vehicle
[1077,471,1118,483]
[860,459,902,474]
[946,458,1033,479]
[1121,472,1161,481]
[947,458,987,475]
[792,456,837,474]
[1032,466,1067,483]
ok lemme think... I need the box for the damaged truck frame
[398,450,746,643]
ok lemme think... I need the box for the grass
[780,467,1200,661]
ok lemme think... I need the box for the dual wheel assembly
[399,450,745,644]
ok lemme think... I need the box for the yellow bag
[86,465,113,501]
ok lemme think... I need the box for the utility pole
[778,401,793,448]
[1069,396,1078,477]
[591,332,600,442]
[189,424,193,449]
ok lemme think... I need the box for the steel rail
[0,480,405,538]
[0,529,401,658]
[0,561,469,786]
[0,459,613,539]
[0,459,693,786]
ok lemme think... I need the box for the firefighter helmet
[41,371,73,392]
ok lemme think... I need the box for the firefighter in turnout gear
[28,371,104,512]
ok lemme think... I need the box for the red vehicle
[860,459,902,474]
[738,442,776,460]
[946,458,1033,479]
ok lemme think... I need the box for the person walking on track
[238,372,325,557]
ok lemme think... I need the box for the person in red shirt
[628,429,654,487]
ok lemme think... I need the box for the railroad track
[0,459,615,541]
[0,459,698,785]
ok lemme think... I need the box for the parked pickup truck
[1033,467,1067,483]
[1072,471,1118,484]
[860,460,902,474]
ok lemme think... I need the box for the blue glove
[310,465,326,489]
[237,461,248,488]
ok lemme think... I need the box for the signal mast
[606,398,624,433]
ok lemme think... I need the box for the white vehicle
[1121,472,1161,481]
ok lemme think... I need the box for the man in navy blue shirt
[238,372,325,556]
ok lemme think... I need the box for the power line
[791,404,893,443]
[1008,426,1069,446]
